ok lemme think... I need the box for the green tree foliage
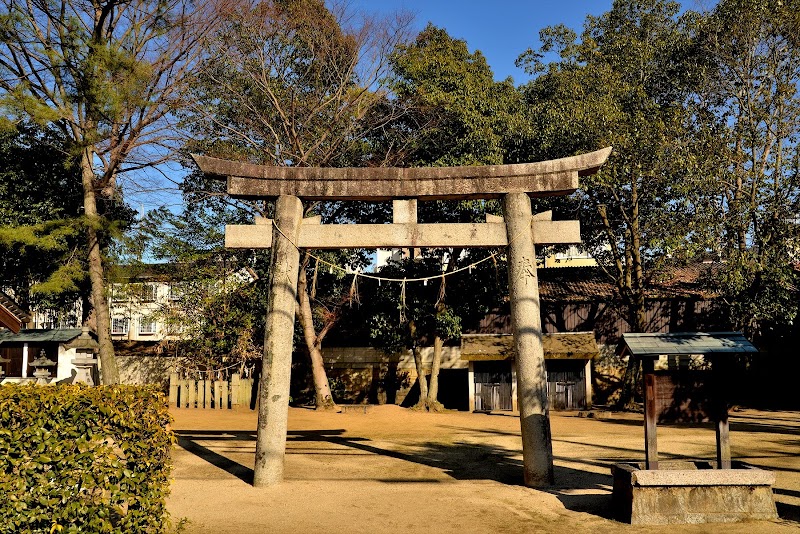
[692,0,800,338]
[124,205,266,376]
[0,122,133,325]
[384,23,521,168]
[517,0,705,332]
[515,0,712,406]
[0,123,83,312]
[0,0,210,383]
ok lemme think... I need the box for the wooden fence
[168,373,256,409]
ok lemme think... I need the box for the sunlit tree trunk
[80,148,119,384]
[426,334,444,409]
[296,254,338,410]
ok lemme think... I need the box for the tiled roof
[0,328,82,344]
[617,332,756,357]
[538,263,719,301]
[111,262,258,282]
[461,332,599,360]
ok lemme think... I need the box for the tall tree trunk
[296,257,337,410]
[425,335,444,411]
[408,318,429,407]
[81,148,119,385]
[412,343,428,406]
[618,179,647,409]
[422,248,460,412]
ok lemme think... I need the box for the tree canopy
[0,0,212,383]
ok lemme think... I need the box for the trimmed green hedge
[0,385,174,533]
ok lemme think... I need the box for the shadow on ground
[175,423,798,524]
[174,427,618,518]
[176,432,255,484]
[773,487,800,523]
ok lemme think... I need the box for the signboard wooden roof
[461,332,599,361]
[0,291,30,334]
[616,332,757,359]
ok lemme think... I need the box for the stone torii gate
[193,147,611,488]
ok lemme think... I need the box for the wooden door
[546,360,587,411]
[474,361,512,411]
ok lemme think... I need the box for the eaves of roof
[0,328,82,344]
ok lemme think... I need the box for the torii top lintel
[191,147,612,201]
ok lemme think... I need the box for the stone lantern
[30,350,56,384]
[68,327,99,385]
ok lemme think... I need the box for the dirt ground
[167,405,800,533]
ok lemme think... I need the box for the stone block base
[339,404,374,414]
[611,461,778,524]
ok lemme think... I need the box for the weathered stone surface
[504,192,554,487]
[630,464,775,486]
[224,219,580,249]
[253,195,303,487]
[611,462,779,525]
[192,147,612,200]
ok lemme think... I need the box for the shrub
[0,384,174,533]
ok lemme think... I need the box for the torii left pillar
[253,195,303,487]
[504,192,554,486]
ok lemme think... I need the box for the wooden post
[204,380,212,409]
[467,361,476,412]
[181,379,189,409]
[511,362,518,412]
[503,192,554,487]
[643,358,659,470]
[214,380,223,409]
[716,416,732,469]
[254,195,303,487]
[710,355,732,469]
[231,373,241,408]
[243,378,253,408]
[188,379,196,409]
[584,359,593,408]
[168,373,178,407]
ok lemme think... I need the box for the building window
[111,317,129,335]
[139,317,157,335]
[554,245,592,260]
[168,283,182,301]
[139,283,157,302]
[111,286,125,302]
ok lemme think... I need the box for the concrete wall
[117,354,178,387]
[322,346,465,406]
[323,346,465,370]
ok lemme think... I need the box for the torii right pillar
[504,192,554,486]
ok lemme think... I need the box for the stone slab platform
[611,461,778,525]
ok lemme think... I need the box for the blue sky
[354,0,615,83]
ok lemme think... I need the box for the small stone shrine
[612,332,778,524]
